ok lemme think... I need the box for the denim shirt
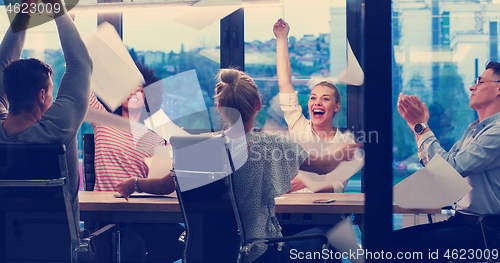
[418,112,500,215]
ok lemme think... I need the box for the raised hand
[273,18,290,39]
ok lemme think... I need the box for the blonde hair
[314,81,340,104]
[214,69,260,125]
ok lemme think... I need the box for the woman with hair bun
[274,18,354,193]
[215,68,361,263]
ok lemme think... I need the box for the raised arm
[43,0,93,130]
[89,91,109,113]
[0,8,32,119]
[274,19,295,94]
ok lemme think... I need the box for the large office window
[123,9,220,130]
[392,0,500,182]
[74,13,99,142]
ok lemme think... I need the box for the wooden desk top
[79,191,441,215]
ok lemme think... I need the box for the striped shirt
[89,93,165,191]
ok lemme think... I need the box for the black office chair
[82,133,96,191]
[170,134,328,263]
[0,144,119,263]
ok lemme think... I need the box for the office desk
[79,192,440,225]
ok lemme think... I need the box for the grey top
[0,12,93,217]
[229,132,309,262]
[419,112,500,215]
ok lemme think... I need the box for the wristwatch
[134,178,143,193]
[414,123,428,134]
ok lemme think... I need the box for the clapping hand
[397,92,429,131]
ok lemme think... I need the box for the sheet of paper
[393,155,472,209]
[85,108,149,134]
[223,114,248,172]
[261,94,287,131]
[296,133,364,192]
[85,22,145,111]
[338,40,364,86]
[160,70,208,120]
[144,146,172,179]
[144,110,190,141]
[327,219,364,263]
[174,0,243,30]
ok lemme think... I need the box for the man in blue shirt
[396,61,500,261]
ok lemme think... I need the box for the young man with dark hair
[396,61,500,261]
[0,0,93,216]
[3,58,54,116]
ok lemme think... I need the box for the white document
[327,219,364,263]
[161,70,208,120]
[85,22,145,111]
[174,0,243,30]
[338,40,364,86]
[144,110,189,142]
[144,146,172,179]
[85,108,149,134]
[393,155,472,209]
[296,134,364,192]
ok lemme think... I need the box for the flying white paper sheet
[85,22,145,111]
[393,155,472,209]
[296,134,364,192]
[144,146,172,179]
[174,0,243,30]
[85,108,149,134]
[338,40,364,86]
[222,114,248,173]
[160,70,208,120]
[144,110,190,142]
[327,219,364,263]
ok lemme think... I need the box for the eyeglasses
[474,76,500,85]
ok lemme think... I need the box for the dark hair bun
[219,69,240,85]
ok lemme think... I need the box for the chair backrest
[82,133,95,191]
[170,135,241,263]
[0,144,79,263]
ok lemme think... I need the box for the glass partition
[391,0,498,184]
